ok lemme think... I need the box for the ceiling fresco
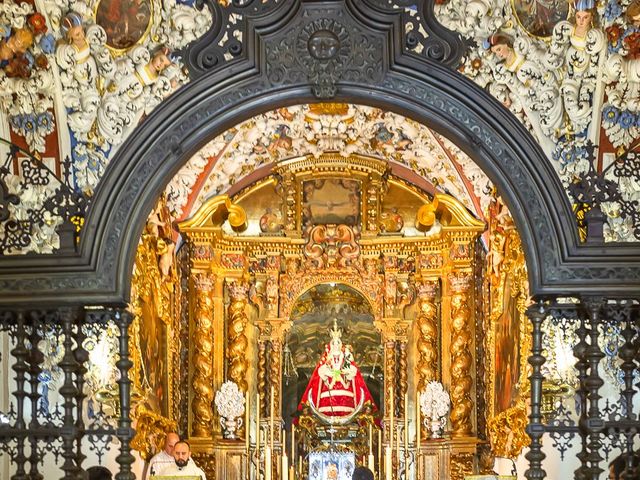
[0,0,639,255]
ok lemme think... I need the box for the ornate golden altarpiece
[127,153,530,480]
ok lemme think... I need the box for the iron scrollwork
[0,139,88,255]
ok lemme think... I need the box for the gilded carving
[191,451,216,480]
[226,280,249,392]
[303,224,360,268]
[487,398,529,459]
[384,339,396,421]
[416,280,439,391]
[268,339,282,437]
[131,405,177,461]
[450,452,474,480]
[258,341,268,417]
[398,341,408,417]
[191,272,215,437]
[449,274,473,437]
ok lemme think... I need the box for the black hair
[610,453,640,479]
[87,466,112,480]
[352,466,374,480]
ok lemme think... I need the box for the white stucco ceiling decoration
[166,104,494,221]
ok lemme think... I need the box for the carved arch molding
[0,0,639,306]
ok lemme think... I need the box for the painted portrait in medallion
[494,275,521,414]
[512,0,570,37]
[95,0,153,51]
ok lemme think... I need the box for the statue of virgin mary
[297,320,376,420]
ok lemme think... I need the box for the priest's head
[352,466,374,480]
[163,432,180,456]
[173,440,192,468]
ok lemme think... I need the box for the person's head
[352,466,375,480]
[87,466,112,480]
[609,453,640,480]
[627,0,640,27]
[488,33,514,61]
[6,28,34,56]
[163,431,180,455]
[150,47,172,73]
[62,12,85,44]
[575,0,595,29]
[173,440,191,468]
[326,462,338,479]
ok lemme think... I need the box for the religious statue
[297,320,376,421]
[546,0,605,135]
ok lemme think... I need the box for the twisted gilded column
[227,280,249,392]
[191,272,215,437]
[398,342,408,417]
[416,280,439,392]
[384,339,397,421]
[449,273,473,436]
[269,339,282,437]
[258,340,268,417]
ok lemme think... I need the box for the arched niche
[283,282,382,431]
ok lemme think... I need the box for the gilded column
[258,341,268,417]
[227,280,249,392]
[398,341,407,417]
[449,274,473,437]
[191,272,215,438]
[384,339,396,423]
[269,339,282,440]
[416,280,439,391]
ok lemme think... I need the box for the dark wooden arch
[0,0,639,307]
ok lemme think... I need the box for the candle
[416,389,421,447]
[265,447,272,480]
[282,429,286,456]
[245,390,250,452]
[377,428,382,472]
[270,389,274,450]
[281,449,289,480]
[291,424,295,466]
[384,446,392,480]
[404,393,408,452]
[256,393,261,478]
[289,466,295,480]
[368,423,372,454]
[368,453,375,472]
[389,387,394,452]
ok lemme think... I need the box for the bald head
[163,432,180,455]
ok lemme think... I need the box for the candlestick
[368,422,372,454]
[289,466,295,480]
[368,453,375,472]
[265,446,272,480]
[270,389,274,450]
[245,390,250,452]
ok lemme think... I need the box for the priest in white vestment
[157,441,206,479]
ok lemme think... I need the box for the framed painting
[302,178,360,226]
[493,275,522,414]
[308,451,355,480]
[511,0,570,38]
[95,0,153,51]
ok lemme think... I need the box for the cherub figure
[56,12,115,141]
[0,27,34,78]
[96,46,178,146]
